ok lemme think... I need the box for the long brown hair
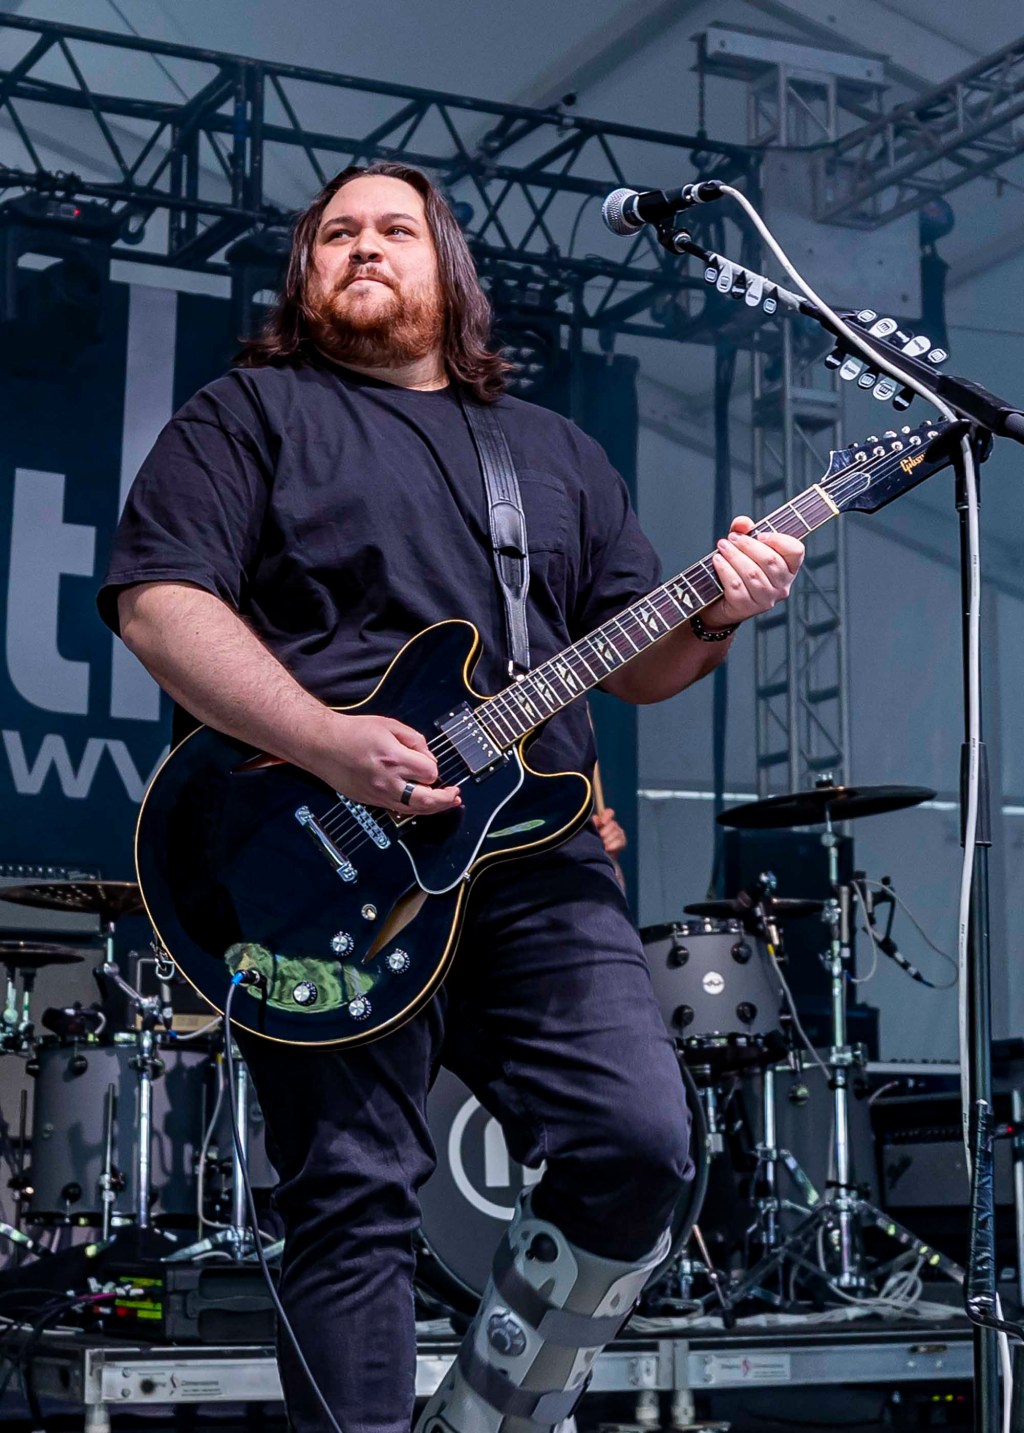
[236,162,510,402]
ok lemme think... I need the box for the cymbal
[685,898,825,921]
[0,940,84,970]
[0,880,143,922]
[717,784,936,830]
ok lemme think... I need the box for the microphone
[602,180,725,236]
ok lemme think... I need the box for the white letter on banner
[104,739,169,803]
[2,730,106,798]
[110,283,177,722]
[6,469,95,714]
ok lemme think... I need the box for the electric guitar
[135,418,964,1046]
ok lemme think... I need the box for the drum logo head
[449,1096,543,1221]
[702,970,725,996]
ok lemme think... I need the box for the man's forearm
[600,618,736,705]
[118,582,337,768]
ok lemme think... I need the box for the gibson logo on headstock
[899,452,925,474]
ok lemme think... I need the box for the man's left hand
[593,806,627,859]
[708,515,805,628]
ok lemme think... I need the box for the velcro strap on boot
[457,1342,590,1425]
[492,1237,629,1347]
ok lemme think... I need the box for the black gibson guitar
[136,419,964,1046]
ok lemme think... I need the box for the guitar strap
[458,391,531,675]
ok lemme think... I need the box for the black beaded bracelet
[691,611,739,642]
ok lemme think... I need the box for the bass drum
[416,1060,707,1316]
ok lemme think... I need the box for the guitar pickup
[295,806,357,882]
[437,703,501,775]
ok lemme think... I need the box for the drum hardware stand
[98,1082,125,1243]
[743,890,821,1260]
[97,960,170,1236]
[0,963,36,1052]
[747,1062,820,1265]
[701,798,965,1313]
[0,1092,49,1264]
[166,1042,262,1262]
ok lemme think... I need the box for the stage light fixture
[487,269,566,397]
[0,193,118,372]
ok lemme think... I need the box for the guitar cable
[223,975,345,1433]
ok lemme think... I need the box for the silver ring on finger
[400,782,416,807]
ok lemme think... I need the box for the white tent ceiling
[1,0,1022,561]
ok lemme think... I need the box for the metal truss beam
[0,13,755,340]
[816,35,1024,228]
[751,326,848,793]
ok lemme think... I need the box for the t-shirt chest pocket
[515,468,575,614]
[516,468,572,554]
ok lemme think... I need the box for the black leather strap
[459,392,531,675]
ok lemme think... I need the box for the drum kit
[635,776,963,1315]
[0,880,272,1273]
[0,777,961,1322]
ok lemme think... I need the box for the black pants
[237,833,692,1433]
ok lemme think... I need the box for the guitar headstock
[825,309,949,411]
[823,418,967,515]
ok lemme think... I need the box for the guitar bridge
[336,795,390,849]
[295,806,357,882]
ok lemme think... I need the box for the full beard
[308,276,445,369]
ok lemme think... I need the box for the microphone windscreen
[601,188,641,236]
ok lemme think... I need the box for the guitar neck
[476,481,840,750]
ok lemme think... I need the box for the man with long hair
[100,162,804,1432]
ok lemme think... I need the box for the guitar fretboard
[475,482,839,750]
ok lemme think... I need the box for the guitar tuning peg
[901,425,911,433]
[901,335,931,359]
[866,436,878,444]
[883,430,897,439]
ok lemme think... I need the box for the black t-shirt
[97,359,660,778]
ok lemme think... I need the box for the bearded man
[99,161,804,1433]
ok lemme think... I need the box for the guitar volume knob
[348,996,372,1021]
[292,980,319,1007]
[386,949,410,974]
[331,931,355,955]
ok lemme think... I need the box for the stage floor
[19,1317,973,1429]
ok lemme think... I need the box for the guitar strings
[309,438,932,859]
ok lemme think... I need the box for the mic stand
[954,433,1001,1432]
[653,208,1008,1426]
